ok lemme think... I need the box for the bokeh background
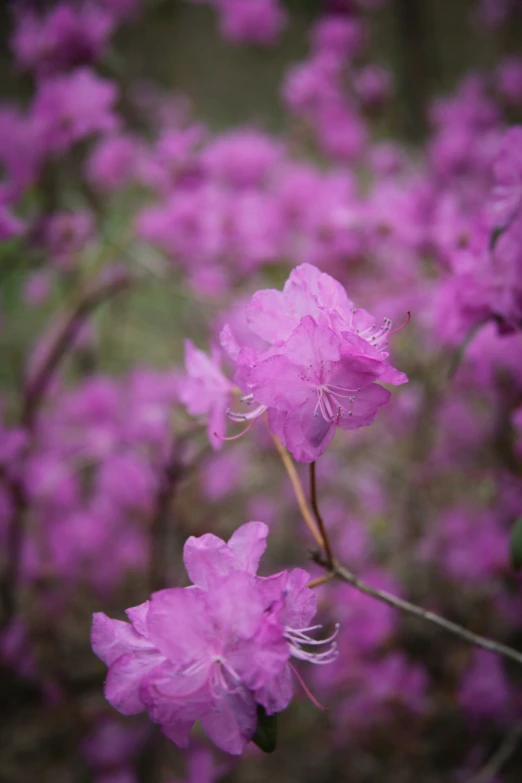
[2,0,522,781]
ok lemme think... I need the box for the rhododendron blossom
[91,522,337,754]
[179,340,235,448]
[219,263,408,460]
[31,67,119,155]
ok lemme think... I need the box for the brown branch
[0,273,132,633]
[267,428,324,549]
[22,272,132,430]
[149,441,185,594]
[309,461,333,567]
[269,436,522,669]
[314,555,522,669]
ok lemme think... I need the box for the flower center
[314,385,359,424]
[208,655,243,698]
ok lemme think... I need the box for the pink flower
[0,201,24,241]
[496,57,522,105]
[458,651,514,723]
[0,107,41,198]
[310,17,367,61]
[86,134,143,192]
[221,264,407,461]
[170,746,227,783]
[248,316,391,461]
[354,65,393,111]
[202,128,282,189]
[12,2,114,76]
[490,126,522,228]
[32,68,119,156]
[91,522,337,754]
[217,0,286,46]
[179,341,235,449]
[42,209,95,269]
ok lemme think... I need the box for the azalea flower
[91,522,337,755]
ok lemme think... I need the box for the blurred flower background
[2,0,522,781]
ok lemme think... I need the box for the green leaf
[252,704,278,753]
[510,518,522,571]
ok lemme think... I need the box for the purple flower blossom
[458,651,514,723]
[0,107,41,199]
[201,129,283,189]
[12,2,114,76]
[221,264,407,461]
[310,17,367,61]
[211,0,287,46]
[491,126,522,228]
[248,316,392,461]
[354,65,393,111]
[419,508,508,583]
[0,201,24,241]
[91,522,337,754]
[496,57,522,105]
[31,68,119,156]
[86,133,143,192]
[179,341,235,449]
[171,746,227,783]
[42,210,95,269]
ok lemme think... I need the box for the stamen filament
[290,663,329,711]
[214,418,256,441]
[388,311,411,335]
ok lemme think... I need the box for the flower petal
[228,521,269,574]
[161,720,194,748]
[147,587,211,661]
[125,601,150,637]
[205,571,264,640]
[91,612,154,667]
[283,315,341,368]
[283,397,336,463]
[183,533,236,589]
[200,690,257,755]
[337,383,391,430]
[104,651,164,715]
[140,659,211,726]
[247,354,310,410]
[255,665,293,715]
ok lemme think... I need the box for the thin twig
[0,273,132,633]
[467,722,522,783]
[22,272,132,429]
[268,429,324,549]
[316,556,522,669]
[269,435,522,670]
[149,440,184,594]
[309,461,333,567]
[0,472,26,631]
[307,572,335,589]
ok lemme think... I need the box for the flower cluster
[181,263,407,461]
[190,0,286,45]
[282,16,378,161]
[91,522,337,754]
[0,369,179,596]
